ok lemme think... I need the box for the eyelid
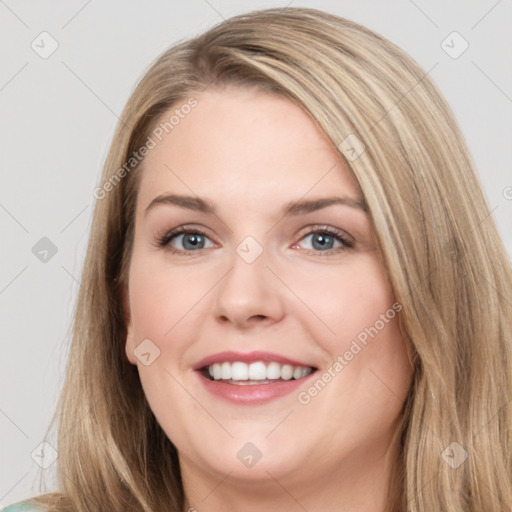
[155,224,214,250]
[295,224,354,244]
[292,224,354,254]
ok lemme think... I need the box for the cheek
[127,253,208,341]
[293,255,411,395]
[293,255,397,345]
[126,256,202,443]
[291,259,411,440]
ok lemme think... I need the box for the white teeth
[212,363,222,380]
[206,361,313,382]
[221,362,231,380]
[248,361,266,380]
[266,361,281,379]
[281,364,294,380]
[292,366,303,380]
[231,362,248,380]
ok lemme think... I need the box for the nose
[211,245,285,330]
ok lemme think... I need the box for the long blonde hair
[29,7,512,511]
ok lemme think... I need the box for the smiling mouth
[200,361,317,385]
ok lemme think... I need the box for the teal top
[1,502,42,512]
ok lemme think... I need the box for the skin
[124,87,414,512]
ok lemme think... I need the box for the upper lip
[193,351,316,370]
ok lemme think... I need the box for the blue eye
[300,232,341,251]
[294,227,353,254]
[158,228,213,252]
[157,225,353,255]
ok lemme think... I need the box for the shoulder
[1,501,44,512]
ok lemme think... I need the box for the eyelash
[155,225,354,256]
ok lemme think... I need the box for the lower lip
[196,371,315,405]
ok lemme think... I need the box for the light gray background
[1,0,511,507]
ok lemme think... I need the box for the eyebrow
[144,193,368,217]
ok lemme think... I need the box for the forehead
[136,87,360,213]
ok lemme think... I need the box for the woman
[5,7,512,512]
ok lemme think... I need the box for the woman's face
[125,87,413,495]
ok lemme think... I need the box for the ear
[122,285,137,365]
